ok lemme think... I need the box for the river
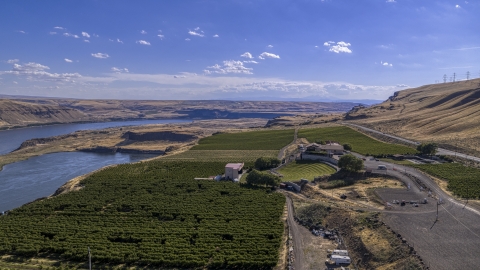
[0,119,190,155]
[0,119,190,213]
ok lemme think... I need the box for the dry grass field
[347,78,480,156]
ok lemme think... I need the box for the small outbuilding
[225,163,244,180]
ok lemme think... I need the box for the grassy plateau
[277,160,336,181]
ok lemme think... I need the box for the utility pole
[443,74,447,83]
[88,247,92,270]
[453,73,456,82]
[466,71,470,80]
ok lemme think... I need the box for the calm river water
[0,119,190,212]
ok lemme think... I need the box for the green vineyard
[298,126,417,156]
[0,161,285,269]
[277,160,336,181]
[192,129,294,150]
[411,163,480,199]
[162,150,279,168]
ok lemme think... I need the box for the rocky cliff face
[0,100,88,129]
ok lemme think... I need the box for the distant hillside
[346,79,480,156]
[0,96,360,129]
[0,100,88,129]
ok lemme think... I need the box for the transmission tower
[453,73,456,82]
[466,71,470,80]
[443,74,447,83]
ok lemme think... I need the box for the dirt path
[285,195,304,270]
[278,128,298,161]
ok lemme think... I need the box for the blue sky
[1,0,479,101]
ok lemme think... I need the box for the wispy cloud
[386,0,396,3]
[157,34,164,40]
[240,52,253,59]
[243,60,259,64]
[324,41,352,53]
[17,30,26,34]
[185,38,191,41]
[6,59,19,64]
[141,30,147,34]
[258,52,280,59]
[213,34,219,38]
[91,53,110,59]
[205,60,253,75]
[63,33,80,38]
[84,40,90,43]
[136,40,151,45]
[53,26,65,30]
[2,61,81,82]
[82,32,90,38]
[111,67,129,73]
[188,30,204,37]
[267,45,273,48]
[64,58,73,63]
[49,32,57,35]
[117,38,123,44]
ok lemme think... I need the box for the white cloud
[91,53,110,59]
[136,40,151,45]
[456,4,461,8]
[63,33,80,38]
[188,30,204,37]
[3,61,81,82]
[111,67,129,73]
[185,38,191,41]
[386,0,396,2]
[13,81,18,84]
[117,38,123,44]
[267,45,273,48]
[17,30,26,34]
[141,30,147,34]
[205,60,253,75]
[173,75,186,78]
[213,34,219,38]
[49,32,57,35]
[84,40,90,43]
[64,58,73,63]
[258,52,280,59]
[157,34,164,40]
[243,60,259,64]
[54,26,65,30]
[380,61,393,67]
[396,84,408,87]
[93,34,99,37]
[240,52,253,59]
[325,41,352,53]
[82,32,90,38]
[6,59,19,64]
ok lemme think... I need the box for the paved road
[285,195,304,270]
[343,122,480,163]
[278,128,298,161]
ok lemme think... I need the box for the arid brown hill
[0,100,88,129]
[346,78,480,155]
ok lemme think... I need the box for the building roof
[225,163,244,170]
[331,255,351,260]
[320,144,344,151]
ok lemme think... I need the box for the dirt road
[286,196,304,270]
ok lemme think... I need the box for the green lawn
[192,129,294,150]
[277,160,336,181]
[298,126,417,156]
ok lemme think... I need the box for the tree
[417,143,437,156]
[246,169,280,187]
[343,143,352,151]
[254,157,281,170]
[338,154,363,172]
